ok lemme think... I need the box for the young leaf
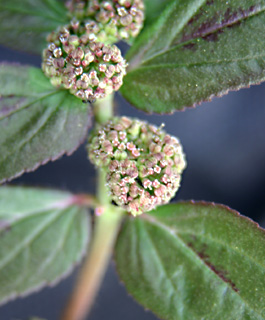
[0,0,68,54]
[121,0,265,113]
[115,202,265,320]
[0,63,91,184]
[0,186,90,305]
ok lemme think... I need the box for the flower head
[88,117,186,216]
[42,23,127,102]
[66,0,145,43]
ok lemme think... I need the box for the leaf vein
[142,214,265,272]
[0,208,68,272]
[32,208,76,279]
[141,213,265,317]
[0,95,64,165]
[139,54,265,70]
[139,5,265,66]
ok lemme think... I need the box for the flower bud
[66,0,145,43]
[42,24,127,102]
[88,117,186,216]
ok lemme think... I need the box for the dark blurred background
[0,42,265,320]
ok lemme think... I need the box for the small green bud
[42,23,127,102]
[88,117,186,216]
[66,0,145,43]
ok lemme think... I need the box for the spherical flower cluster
[42,23,127,102]
[88,117,186,216]
[66,0,145,43]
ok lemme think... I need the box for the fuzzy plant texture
[88,117,186,215]
[0,0,265,320]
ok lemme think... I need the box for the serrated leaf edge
[120,79,264,115]
[114,200,265,320]
[0,207,90,307]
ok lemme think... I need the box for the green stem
[93,94,114,124]
[61,206,123,320]
[62,95,124,320]
[95,94,115,207]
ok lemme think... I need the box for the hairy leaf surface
[115,202,265,320]
[121,0,265,113]
[0,63,91,183]
[0,186,90,305]
[0,0,68,54]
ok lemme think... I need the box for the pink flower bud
[66,0,145,43]
[42,22,127,102]
[88,117,186,216]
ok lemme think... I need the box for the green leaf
[0,63,91,183]
[121,0,265,113]
[0,0,68,54]
[115,202,265,320]
[143,0,173,27]
[0,186,90,305]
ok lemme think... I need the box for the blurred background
[0,40,265,320]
